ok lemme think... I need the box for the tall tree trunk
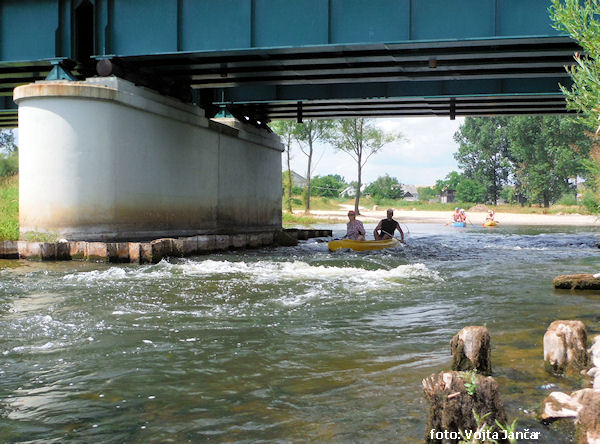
[355,154,362,215]
[286,137,293,213]
[305,143,313,214]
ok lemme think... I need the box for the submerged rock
[450,326,492,375]
[423,370,508,443]
[543,320,589,375]
[553,274,600,290]
[542,389,593,421]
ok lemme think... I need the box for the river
[1,223,599,443]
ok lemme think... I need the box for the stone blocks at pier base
[0,229,332,264]
[0,241,18,259]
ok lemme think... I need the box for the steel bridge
[0,0,578,128]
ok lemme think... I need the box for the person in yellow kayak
[344,210,366,241]
[374,209,405,243]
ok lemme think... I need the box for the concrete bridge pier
[14,77,283,242]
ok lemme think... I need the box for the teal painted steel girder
[1,0,568,66]
[0,0,580,125]
[93,0,564,57]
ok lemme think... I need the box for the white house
[340,184,368,198]
[401,185,419,201]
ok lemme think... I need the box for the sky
[285,116,465,187]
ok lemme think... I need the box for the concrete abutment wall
[14,77,283,241]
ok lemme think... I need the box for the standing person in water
[344,210,366,241]
[374,209,405,243]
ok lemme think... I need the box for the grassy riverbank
[0,175,18,240]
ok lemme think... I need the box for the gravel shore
[309,206,600,227]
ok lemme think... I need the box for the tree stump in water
[553,274,600,290]
[577,390,600,444]
[422,371,508,444]
[543,320,589,375]
[450,326,492,375]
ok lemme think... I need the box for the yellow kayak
[483,220,498,227]
[328,238,400,252]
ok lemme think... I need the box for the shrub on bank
[0,175,18,241]
[0,152,18,178]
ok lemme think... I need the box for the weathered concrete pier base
[0,229,333,264]
[14,77,283,241]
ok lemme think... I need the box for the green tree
[550,0,600,133]
[434,171,462,195]
[417,186,437,201]
[0,129,18,177]
[551,0,600,212]
[311,174,346,198]
[281,171,303,195]
[456,178,486,203]
[0,129,17,154]
[270,120,298,213]
[507,116,591,207]
[501,186,517,205]
[453,117,512,205]
[329,118,403,214]
[364,174,403,200]
[294,120,334,213]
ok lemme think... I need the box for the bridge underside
[0,36,577,126]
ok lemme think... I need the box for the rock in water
[423,371,508,443]
[541,389,600,443]
[577,390,600,444]
[553,274,600,290]
[450,326,492,375]
[543,320,589,375]
[541,389,593,421]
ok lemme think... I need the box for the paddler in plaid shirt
[344,210,366,241]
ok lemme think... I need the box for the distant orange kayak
[483,220,498,227]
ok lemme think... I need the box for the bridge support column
[14,77,283,241]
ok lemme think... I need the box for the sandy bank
[309,207,600,227]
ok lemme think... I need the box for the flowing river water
[1,223,600,443]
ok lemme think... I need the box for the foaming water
[0,224,599,442]
[64,259,442,286]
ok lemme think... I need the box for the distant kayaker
[486,210,495,222]
[452,207,461,222]
[344,210,366,241]
[459,209,467,223]
[374,209,405,242]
